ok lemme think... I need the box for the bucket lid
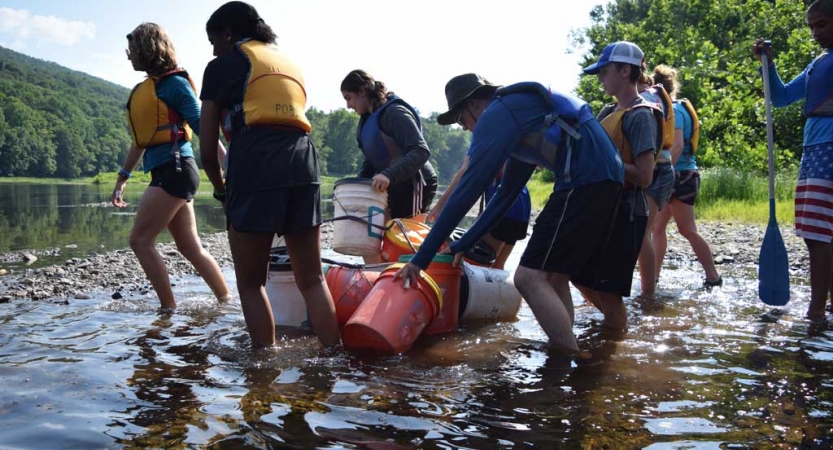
[334,177,373,188]
[398,254,455,264]
[381,263,443,310]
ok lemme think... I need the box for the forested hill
[0,45,132,178]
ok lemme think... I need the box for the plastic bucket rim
[380,263,443,311]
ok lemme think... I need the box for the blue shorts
[645,162,674,210]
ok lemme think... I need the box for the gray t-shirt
[598,96,660,217]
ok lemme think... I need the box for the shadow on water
[1,183,833,448]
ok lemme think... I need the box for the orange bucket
[398,254,462,335]
[324,264,383,325]
[342,264,442,354]
[380,218,434,263]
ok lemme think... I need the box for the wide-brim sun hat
[436,73,500,126]
[583,41,645,75]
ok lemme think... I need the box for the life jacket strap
[543,113,582,141]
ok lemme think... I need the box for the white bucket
[265,264,309,327]
[459,264,522,322]
[332,177,388,256]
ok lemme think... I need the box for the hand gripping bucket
[398,254,462,335]
[342,264,442,354]
[459,263,522,322]
[332,177,388,256]
[265,253,310,326]
[380,218,433,263]
[323,264,383,325]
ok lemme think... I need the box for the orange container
[398,254,462,335]
[342,264,442,354]
[324,264,383,325]
[380,218,434,263]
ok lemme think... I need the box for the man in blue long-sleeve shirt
[394,74,624,354]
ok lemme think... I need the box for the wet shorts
[520,180,621,275]
[226,184,322,235]
[489,217,529,246]
[644,162,674,210]
[671,170,700,206]
[148,157,199,202]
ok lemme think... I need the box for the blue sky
[0,0,605,115]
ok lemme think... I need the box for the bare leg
[548,272,574,326]
[167,201,230,300]
[671,201,720,282]
[129,187,188,309]
[573,283,602,312]
[638,197,660,298]
[514,266,578,353]
[228,226,275,348]
[806,238,833,321]
[597,292,628,330]
[652,201,674,281]
[285,225,340,346]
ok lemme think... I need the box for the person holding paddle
[752,0,833,323]
[651,65,722,288]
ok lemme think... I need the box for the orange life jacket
[125,69,196,148]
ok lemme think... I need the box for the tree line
[1,0,817,181]
[573,0,816,173]
[0,45,469,182]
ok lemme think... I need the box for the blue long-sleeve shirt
[142,75,200,172]
[409,85,623,269]
[763,59,833,147]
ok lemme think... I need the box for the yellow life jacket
[675,98,700,153]
[225,40,311,137]
[125,69,196,148]
[599,103,664,164]
[641,84,675,150]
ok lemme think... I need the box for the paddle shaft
[760,49,777,211]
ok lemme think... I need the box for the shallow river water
[1,242,831,449]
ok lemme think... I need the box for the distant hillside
[0,45,132,177]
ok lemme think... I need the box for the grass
[527,166,798,224]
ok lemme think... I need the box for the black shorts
[148,157,199,201]
[520,180,621,275]
[671,170,700,206]
[571,191,648,297]
[226,184,322,235]
[489,217,529,246]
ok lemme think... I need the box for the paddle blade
[758,218,790,306]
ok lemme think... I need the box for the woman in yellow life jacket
[199,1,339,349]
[112,22,231,311]
[651,65,721,287]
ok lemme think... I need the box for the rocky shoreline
[0,220,810,304]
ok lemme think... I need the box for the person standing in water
[651,65,722,289]
[752,0,833,323]
[113,22,231,311]
[199,1,339,348]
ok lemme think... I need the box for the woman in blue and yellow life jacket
[112,22,230,311]
[340,70,437,220]
[198,1,339,349]
[650,65,721,289]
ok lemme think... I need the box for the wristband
[213,190,226,202]
[118,168,131,179]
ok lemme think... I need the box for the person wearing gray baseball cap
[394,73,625,355]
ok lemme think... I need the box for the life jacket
[640,84,675,150]
[599,101,664,163]
[222,39,311,140]
[675,98,700,153]
[493,82,594,181]
[805,51,833,117]
[358,95,422,173]
[125,69,195,149]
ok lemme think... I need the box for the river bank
[0,220,809,304]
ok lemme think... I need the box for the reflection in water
[1,185,833,447]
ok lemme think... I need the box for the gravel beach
[0,220,809,304]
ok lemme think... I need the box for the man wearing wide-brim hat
[394,73,626,355]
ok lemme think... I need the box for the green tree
[574,0,814,173]
[323,109,361,176]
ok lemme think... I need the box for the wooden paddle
[757,43,790,306]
